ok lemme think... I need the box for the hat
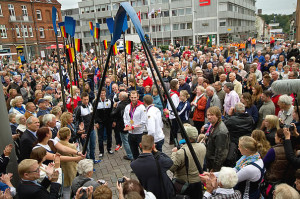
[185,126,198,139]
[38,98,47,104]
[45,86,53,91]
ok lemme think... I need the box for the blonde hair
[251,130,271,158]
[207,106,222,122]
[239,136,258,153]
[180,90,190,99]
[60,112,73,127]
[274,183,300,199]
[58,127,71,140]
[265,115,280,130]
[50,106,62,116]
[18,159,38,178]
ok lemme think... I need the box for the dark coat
[224,112,254,145]
[19,129,37,162]
[110,99,130,132]
[284,139,300,168]
[131,152,175,199]
[17,178,61,199]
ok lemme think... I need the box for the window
[220,21,226,26]
[22,25,28,37]
[131,1,136,6]
[95,5,101,12]
[0,4,2,16]
[150,0,155,4]
[103,18,106,23]
[219,3,227,11]
[0,25,7,38]
[228,3,233,11]
[39,27,45,38]
[80,8,85,14]
[15,25,21,37]
[162,0,168,3]
[137,0,143,6]
[178,9,184,16]
[143,26,149,32]
[162,10,169,17]
[90,6,95,13]
[172,10,177,16]
[56,12,58,21]
[85,7,90,13]
[180,23,185,30]
[8,4,15,16]
[152,25,156,32]
[187,23,192,29]
[113,4,118,10]
[164,24,170,31]
[186,8,192,15]
[173,24,179,30]
[21,5,28,16]
[101,5,106,11]
[98,18,102,24]
[29,26,33,37]
[107,4,111,11]
[157,0,162,3]
[36,10,42,20]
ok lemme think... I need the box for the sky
[58,0,298,15]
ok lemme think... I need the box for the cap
[185,126,198,139]
[38,98,47,105]
[45,86,53,91]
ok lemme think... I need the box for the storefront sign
[199,0,211,6]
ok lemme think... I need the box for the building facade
[296,0,300,42]
[0,0,63,61]
[63,0,256,51]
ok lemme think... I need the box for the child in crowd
[177,90,191,124]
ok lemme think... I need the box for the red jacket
[143,76,153,88]
[66,96,81,113]
[192,95,207,122]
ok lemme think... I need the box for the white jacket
[167,92,180,119]
[146,105,165,143]
[123,103,147,134]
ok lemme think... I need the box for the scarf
[15,106,26,114]
[170,89,179,97]
[235,152,261,171]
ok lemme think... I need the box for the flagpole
[65,38,75,111]
[123,32,128,87]
[55,35,67,111]
[71,37,79,86]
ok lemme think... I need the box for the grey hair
[235,102,245,113]
[218,167,238,189]
[26,116,37,125]
[178,75,185,80]
[224,82,234,91]
[42,114,56,125]
[16,114,26,124]
[230,72,236,78]
[77,159,94,176]
[206,86,216,94]
[278,94,293,105]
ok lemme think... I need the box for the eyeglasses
[27,167,40,173]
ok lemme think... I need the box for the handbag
[172,148,190,195]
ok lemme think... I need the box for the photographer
[283,127,300,168]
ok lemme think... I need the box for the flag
[126,40,133,55]
[103,40,108,50]
[207,35,212,47]
[58,22,67,38]
[68,47,75,63]
[94,27,99,39]
[122,15,128,32]
[65,16,75,37]
[137,11,141,23]
[52,7,58,35]
[112,43,117,55]
[106,18,114,34]
[89,21,94,36]
[92,57,97,61]
[75,38,82,52]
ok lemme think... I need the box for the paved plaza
[92,125,176,198]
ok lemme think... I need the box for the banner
[122,14,128,32]
[51,7,58,35]
[112,43,118,55]
[75,38,82,52]
[58,22,67,38]
[126,40,133,55]
[89,21,94,36]
[103,40,108,50]
[107,18,114,34]
[94,24,100,39]
[65,16,75,37]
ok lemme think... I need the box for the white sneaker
[99,153,103,158]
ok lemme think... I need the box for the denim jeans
[128,133,143,160]
[97,123,112,153]
[120,132,133,160]
[155,139,164,152]
[85,129,96,160]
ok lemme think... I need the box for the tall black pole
[55,35,67,111]
[143,41,203,174]
[72,37,79,86]
[123,33,128,87]
[82,46,113,154]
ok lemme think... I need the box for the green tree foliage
[259,14,292,33]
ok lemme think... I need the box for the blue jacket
[177,101,191,123]
[153,95,163,115]
[246,105,259,124]
[255,55,266,66]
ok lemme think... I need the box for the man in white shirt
[143,95,165,152]
[123,91,147,160]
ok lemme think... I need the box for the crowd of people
[0,39,300,199]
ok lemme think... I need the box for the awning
[46,44,64,49]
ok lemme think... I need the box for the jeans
[84,129,96,160]
[120,132,133,160]
[63,186,71,199]
[114,129,122,146]
[170,119,179,143]
[193,121,204,134]
[128,133,143,160]
[97,123,112,153]
[155,139,164,152]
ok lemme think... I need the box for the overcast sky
[58,0,298,15]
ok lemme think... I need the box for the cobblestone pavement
[92,125,177,198]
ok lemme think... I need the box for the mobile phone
[118,178,125,185]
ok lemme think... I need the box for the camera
[118,177,125,184]
[80,187,88,193]
[283,124,295,132]
[98,179,106,185]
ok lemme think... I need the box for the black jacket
[19,129,37,162]
[95,98,112,125]
[224,112,254,145]
[17,177,61,199]
[284,139,300,168]
[110,99,130,132]
[131,152,175,199]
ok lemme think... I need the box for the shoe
[99,153,103,158]
[93,168,96,172]
[94,160,101,164]
[115,145,121,151]
[108,150,114,154]
[169,140,174,145]
[123,156,132,160]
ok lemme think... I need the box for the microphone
[271,79,300,95]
